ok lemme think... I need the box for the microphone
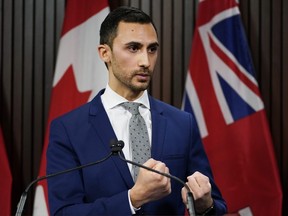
[110,140,196,216]
[15,142,124,216]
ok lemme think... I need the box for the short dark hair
[100,6,157,47]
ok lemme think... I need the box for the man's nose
[138,51,150,68]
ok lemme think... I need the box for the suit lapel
[149,97,167,160]
[89,90,134,188]
[87,92,167,187]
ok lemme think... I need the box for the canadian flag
[0,127,12,216]
[32,0,109,215]
[182,0,282,215]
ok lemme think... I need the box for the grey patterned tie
[121,102,151,181]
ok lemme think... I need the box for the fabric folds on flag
[33,1,109,215]
[0,127,12,216]
[182,0,282,215]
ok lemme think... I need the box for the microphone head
[110,139,124,154]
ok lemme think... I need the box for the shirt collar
[101,84,150,110]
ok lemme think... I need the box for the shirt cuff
[128,189,141,214]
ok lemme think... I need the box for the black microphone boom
[16,140,195,216]
[111,140,196,216]
[15,141,125,216]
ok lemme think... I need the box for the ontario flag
[182,0,282,215]
[0,127,12,216]
[32,0,109,215]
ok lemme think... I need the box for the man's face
[107,21,159,99]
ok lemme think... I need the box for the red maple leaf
[37,66,92,209]
[49,65,92,120]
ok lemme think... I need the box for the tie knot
[121,102,141,115]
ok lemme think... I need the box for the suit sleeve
[187,113,227,215]
[47,119,132,216]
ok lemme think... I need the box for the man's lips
[136,73,149,77]
[135,73,150,81]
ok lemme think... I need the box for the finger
[181,187,188,203]
[190,172,210,188]
[164,167,171,184]
[153,161,166,173]
[187,173,212,200]
[143,158,158,168]
[152,162,171,183]
[187,174,201,189]
[165,166,170,174]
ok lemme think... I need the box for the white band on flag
[184,72,208,138]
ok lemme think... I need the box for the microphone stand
[16,139,195,216]
[116,150,196,216]
[15,152,113,216]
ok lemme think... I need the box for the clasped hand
[130,158,171,208]
[181,171,214,214]
[130,159,213,213]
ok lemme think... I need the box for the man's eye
[148,46,158,54]
[128,46,139,52]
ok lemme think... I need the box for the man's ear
[98,44,111,63]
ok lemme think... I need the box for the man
[47,6,227,215]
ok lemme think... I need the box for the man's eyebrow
[148,42,159,48]
[125,41,142,46]
[124,41,159,47]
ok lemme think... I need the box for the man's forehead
[116,22,158,44]
[117,21,156,34]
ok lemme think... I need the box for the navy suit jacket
[47,89,226,215]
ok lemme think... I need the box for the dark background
[0,0,287,215]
